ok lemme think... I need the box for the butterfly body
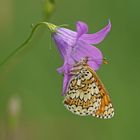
[63,59,114,119]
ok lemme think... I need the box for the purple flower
[49,21,111,95]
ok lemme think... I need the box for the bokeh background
[0,0,140,140]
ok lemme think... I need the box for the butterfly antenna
[86,57,109,64]
[103,57,109,64]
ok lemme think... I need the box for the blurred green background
[0,0,140,140]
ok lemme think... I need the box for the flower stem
[0,22,55,67]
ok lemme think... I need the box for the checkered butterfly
[63,58,114,119]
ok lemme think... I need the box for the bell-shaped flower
[48,21,111,95]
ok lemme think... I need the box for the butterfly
[63,58,114,119]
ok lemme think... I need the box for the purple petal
[56,27,76,46]
[62,73,71,96]
[76,21,88,40]
[53,33,74,64]
[57,27,76,38]
[81,20,111,45]
[71,41,103,70]
[57,63,72,95]
[57,66,64,74]
[53,33,68,59]
[57,61,71,74]
[88,61,102,71]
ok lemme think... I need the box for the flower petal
[76,21,88,40]
[62,74,71,96]
[71,41,103,70]
[81,20,111,45]
[57,27,76,38]
[53,34,68,59]
[57,63,72,95]
[53,32,74,62]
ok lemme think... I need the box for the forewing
[63,65,114,119]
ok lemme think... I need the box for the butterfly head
[73,57,88,67]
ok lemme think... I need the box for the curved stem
[0,22,54,67]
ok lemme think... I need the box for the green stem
[0,22,56,67]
